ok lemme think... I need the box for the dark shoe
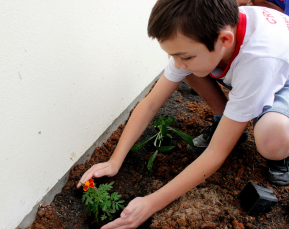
[267,158,289,186]
[187,116,249,155]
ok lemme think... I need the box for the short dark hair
[147,0,239,51]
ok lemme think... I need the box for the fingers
[100,217,134,229]
[101,197,150,229]
[101,200,139,228]
[121,197,139,218]
[120,206,133,218]
[91,163,110,178]
[76,163,110,189]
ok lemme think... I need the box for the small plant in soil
[131,116,194,172]
[81,179,125,221]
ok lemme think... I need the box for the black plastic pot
[238,182,278,215]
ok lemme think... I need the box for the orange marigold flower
[84,181,90,186]
[89,178,94,187]
[83,185,89,191]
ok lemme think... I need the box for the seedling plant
[82,179,125,221]
[131,116,194,172]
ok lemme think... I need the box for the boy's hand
[100,196,154,229]
[76,160,119,189]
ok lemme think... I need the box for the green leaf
[112,193,121,201]
[155,145,175,152]
[168,127,194,147]
[153,116,165,128]
[130,133,157,152]
[119,204,125,209]
[154,134,159,147]
[93,205,99,220]
[147,150,158,172]
[167,134,172,138]
[159,117,168,137]
[160,124,168,137]
[101,214,107,221]
[110,209,116,213]
[164,116,174,125]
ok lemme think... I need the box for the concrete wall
[0,1,167,228]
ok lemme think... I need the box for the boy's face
[159,32,227,77]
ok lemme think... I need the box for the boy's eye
[181,57,192,61]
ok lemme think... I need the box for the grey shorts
[216,78,289,126]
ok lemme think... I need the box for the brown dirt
[28,81,289,229]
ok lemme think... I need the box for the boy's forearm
[109,99,158,168]
[109,75,181,169]
[146,117,249,214]
[146,148,228,213]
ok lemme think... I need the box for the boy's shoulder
[240,6,289,36]
[238,6,289,61]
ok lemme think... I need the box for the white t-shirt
[164,6,289,122]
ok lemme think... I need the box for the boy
[77,1,289,228]
[252,0,289,15]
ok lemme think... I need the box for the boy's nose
[174,58,186,69]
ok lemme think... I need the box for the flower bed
[29,81,289,229]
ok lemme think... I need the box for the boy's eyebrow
[169,52,187,56]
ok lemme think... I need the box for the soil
[28,81,289,229]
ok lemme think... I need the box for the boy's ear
[218,30,235,48]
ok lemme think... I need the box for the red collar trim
[210,12,247,79]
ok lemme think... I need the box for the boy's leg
[254,112,289,185]
[185,74,249,153]
[254,79,289,186]
[255,112,289,161]
[185,75,226,153]
[185,74,227,115]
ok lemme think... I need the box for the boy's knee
[256,138,289,160]
[254,113,289,160]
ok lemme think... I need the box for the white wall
[0,1,167,228]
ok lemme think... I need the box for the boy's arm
[147,116,249,211]
[77,74,181,186]
[101,116,249,229]
[109,74,181,168]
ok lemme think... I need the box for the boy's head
[147,0,239,52]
